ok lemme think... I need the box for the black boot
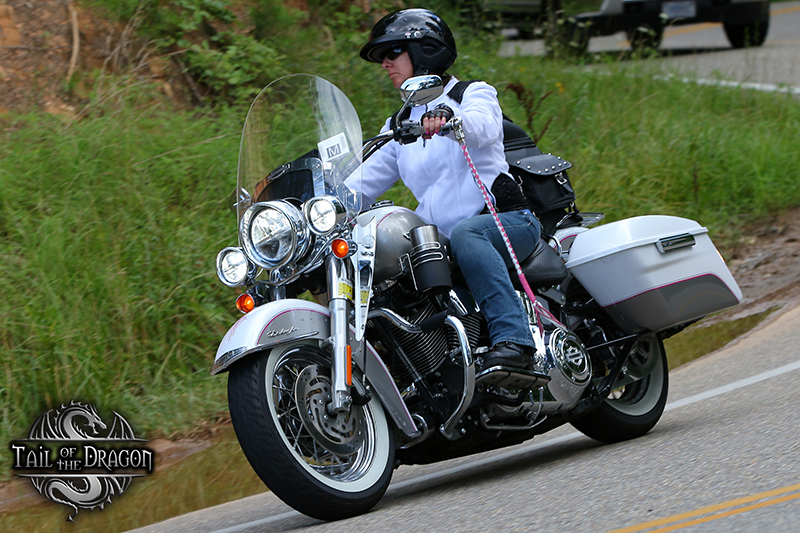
[482,342,533,369]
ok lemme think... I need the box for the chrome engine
[480,327,592,425]
[533,328,592,414]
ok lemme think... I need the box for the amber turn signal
[236,293,256,314]
[346,345,352,386]
[332,239,349,258]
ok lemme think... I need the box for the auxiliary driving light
[216,247,252,287]
[303,195,345,235]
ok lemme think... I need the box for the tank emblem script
[9,401,154,521]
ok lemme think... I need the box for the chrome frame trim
[440,315,475,441]
[367,308,423,334]
[210,332,321,375]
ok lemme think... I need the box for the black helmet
[360,8,457,76]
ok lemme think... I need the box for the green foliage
[102,0,294,101]
[0,87,242,472]
[184,32,284,100]
[80,0,143,21]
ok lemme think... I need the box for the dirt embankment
[0,0,188,117]
[1,0,108,115]
[721,209,800,322]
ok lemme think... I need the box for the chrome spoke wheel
[228,343,394,520]
[270,349,377,482]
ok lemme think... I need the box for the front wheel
[228,343,395,520]
[570,337,669,443]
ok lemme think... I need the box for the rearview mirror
[399,75,444,107]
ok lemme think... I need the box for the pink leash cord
[456,132,563,330]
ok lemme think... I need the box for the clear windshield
[236,74,363,232]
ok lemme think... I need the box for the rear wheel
[571,336,668,443]
[228,343,394,520]
[724,19,769,48]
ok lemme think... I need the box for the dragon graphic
[28,401,107,440]
[28,401,140,441]
[18,401,149,521]
[29,475,133,522]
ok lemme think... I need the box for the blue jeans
[450,210,542,348]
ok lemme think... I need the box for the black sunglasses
[381,44,406,61]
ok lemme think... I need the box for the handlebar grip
[437,117,462,136]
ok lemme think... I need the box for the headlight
[303,195,345,235]
[216,247,253,287]
[240,201,309,269]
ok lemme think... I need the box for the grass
[1,1,800,479]
[664,308,778,369]
[0,87,244,473]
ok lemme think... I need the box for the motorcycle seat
[511,238,567,290]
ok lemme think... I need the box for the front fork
[326,216,377,414]
[326,255,354,413]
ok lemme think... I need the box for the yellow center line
[664,23,720,38]
[772,4,800,16]
[658,4,800,39]
[645,492,800,533]
[606,482,800,533]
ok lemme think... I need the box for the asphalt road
[500,1,800,90]
[128,299,800,533]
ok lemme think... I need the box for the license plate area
[662,0,696,19]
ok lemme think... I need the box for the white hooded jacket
[357,77,509,237]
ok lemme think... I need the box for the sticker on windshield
[318,132,349,164]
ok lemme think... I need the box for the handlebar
[392,116,461,144]
[361,117,463,164]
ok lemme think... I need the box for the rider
[357,8,542,369]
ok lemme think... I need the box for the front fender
[212,299,418,437]
[213,299,331,375]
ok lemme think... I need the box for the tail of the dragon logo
[29,476,133,522]
[17,401,150,521]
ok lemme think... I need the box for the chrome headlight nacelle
[240,200,310,270]
[302,195,346,236]
[216,247,257,287]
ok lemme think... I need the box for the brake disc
[294,364,362,456]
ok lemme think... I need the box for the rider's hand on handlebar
[421,104,454,139]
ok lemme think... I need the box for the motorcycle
[212,74,742,520]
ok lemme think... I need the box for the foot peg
[475,366,550,390]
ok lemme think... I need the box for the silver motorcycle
[212,74,742,520]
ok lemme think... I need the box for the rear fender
[212,299,418,437]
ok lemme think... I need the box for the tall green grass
[1,8,800,478]
[0,89,244,470]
